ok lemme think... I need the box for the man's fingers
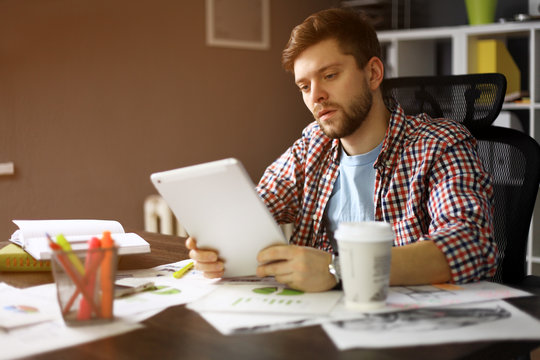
[257,244,296,263]
[189,248,219,262]
[202,271,225,279]
[185,237,197,250]
[185,237,224,278]
[194,259,224,273]
[256,260,291,277]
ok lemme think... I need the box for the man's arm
[256,240,452,292]
[422,138,497,283]
[390,240,451,285]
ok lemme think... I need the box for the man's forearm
[389,240,452,285]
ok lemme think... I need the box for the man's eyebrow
[295,62,343,85]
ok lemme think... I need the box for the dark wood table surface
[1,231,540,360]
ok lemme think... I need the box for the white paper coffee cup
[334,221,394,311]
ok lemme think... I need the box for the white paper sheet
[330,281,531,318]
[113,260,219,317]
[0,283,59,329]
[322,300,540,350]
[198,311,324,335]
[187,283,342,315]
[193,281,531,335]
[0,282,142,360]
[386,281,530,309]
[0,260,218,359]
[0,318,142,360]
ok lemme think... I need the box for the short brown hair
[281,8,381,73]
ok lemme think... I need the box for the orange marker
[100,231,115,319]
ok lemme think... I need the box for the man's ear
[365,57,385,91]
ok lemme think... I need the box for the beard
[314,89,373,139]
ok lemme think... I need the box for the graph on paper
[187,284,342,314]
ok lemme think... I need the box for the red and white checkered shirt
[256,103,498,284]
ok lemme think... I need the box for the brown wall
[0,0,336,239]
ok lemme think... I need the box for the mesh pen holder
[51,246,117,325]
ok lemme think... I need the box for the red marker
[78,237,102,320]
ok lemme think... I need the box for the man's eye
[298,85,309,92]
[325,73,336,80]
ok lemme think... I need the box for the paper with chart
[187,283,342,314]
[0,315,142,360]
[198,311,321,335]
[0,282,142,360]
[192,281,531,335]
[113,259,219,317]
[322,300,540,350]
[0,283,59,329]
[387,281,530,308]
[330,281,531,317]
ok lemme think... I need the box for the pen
[114,281,156,298]
[173,261,194,279]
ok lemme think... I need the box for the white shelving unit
[377,21,540,275]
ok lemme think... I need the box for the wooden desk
[1,232,540,360]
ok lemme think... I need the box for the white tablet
[150,158,287,277]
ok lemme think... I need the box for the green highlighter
[55,234,85,275]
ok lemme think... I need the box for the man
[186,8,497,292]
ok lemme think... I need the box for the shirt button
[312,215,318,221]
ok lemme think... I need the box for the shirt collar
[375,101,407,169]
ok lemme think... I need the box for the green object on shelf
[465,0,497,25]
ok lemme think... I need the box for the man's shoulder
[405,113,473,145]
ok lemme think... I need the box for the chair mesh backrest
[382,73,540,284]
[476,127,540,283]
[382,73,506,134]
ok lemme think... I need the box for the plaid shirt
[256,104,498,284]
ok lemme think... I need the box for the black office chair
[382,73,540,284]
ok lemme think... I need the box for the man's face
[293,38,372,139]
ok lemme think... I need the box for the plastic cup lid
[334,221,394,242]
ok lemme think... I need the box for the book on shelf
[476,39,521,102]
[9,219,151,260]
[0,243,52,271]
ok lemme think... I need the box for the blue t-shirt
[324,142,383,245]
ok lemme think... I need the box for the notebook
[10,219,150,260]
[150,158,287,277]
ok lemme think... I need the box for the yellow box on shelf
[476,39,521,101]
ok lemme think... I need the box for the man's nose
[311,82,328,104]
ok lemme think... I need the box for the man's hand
[185,237,224,278]
[256,245,336,292]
